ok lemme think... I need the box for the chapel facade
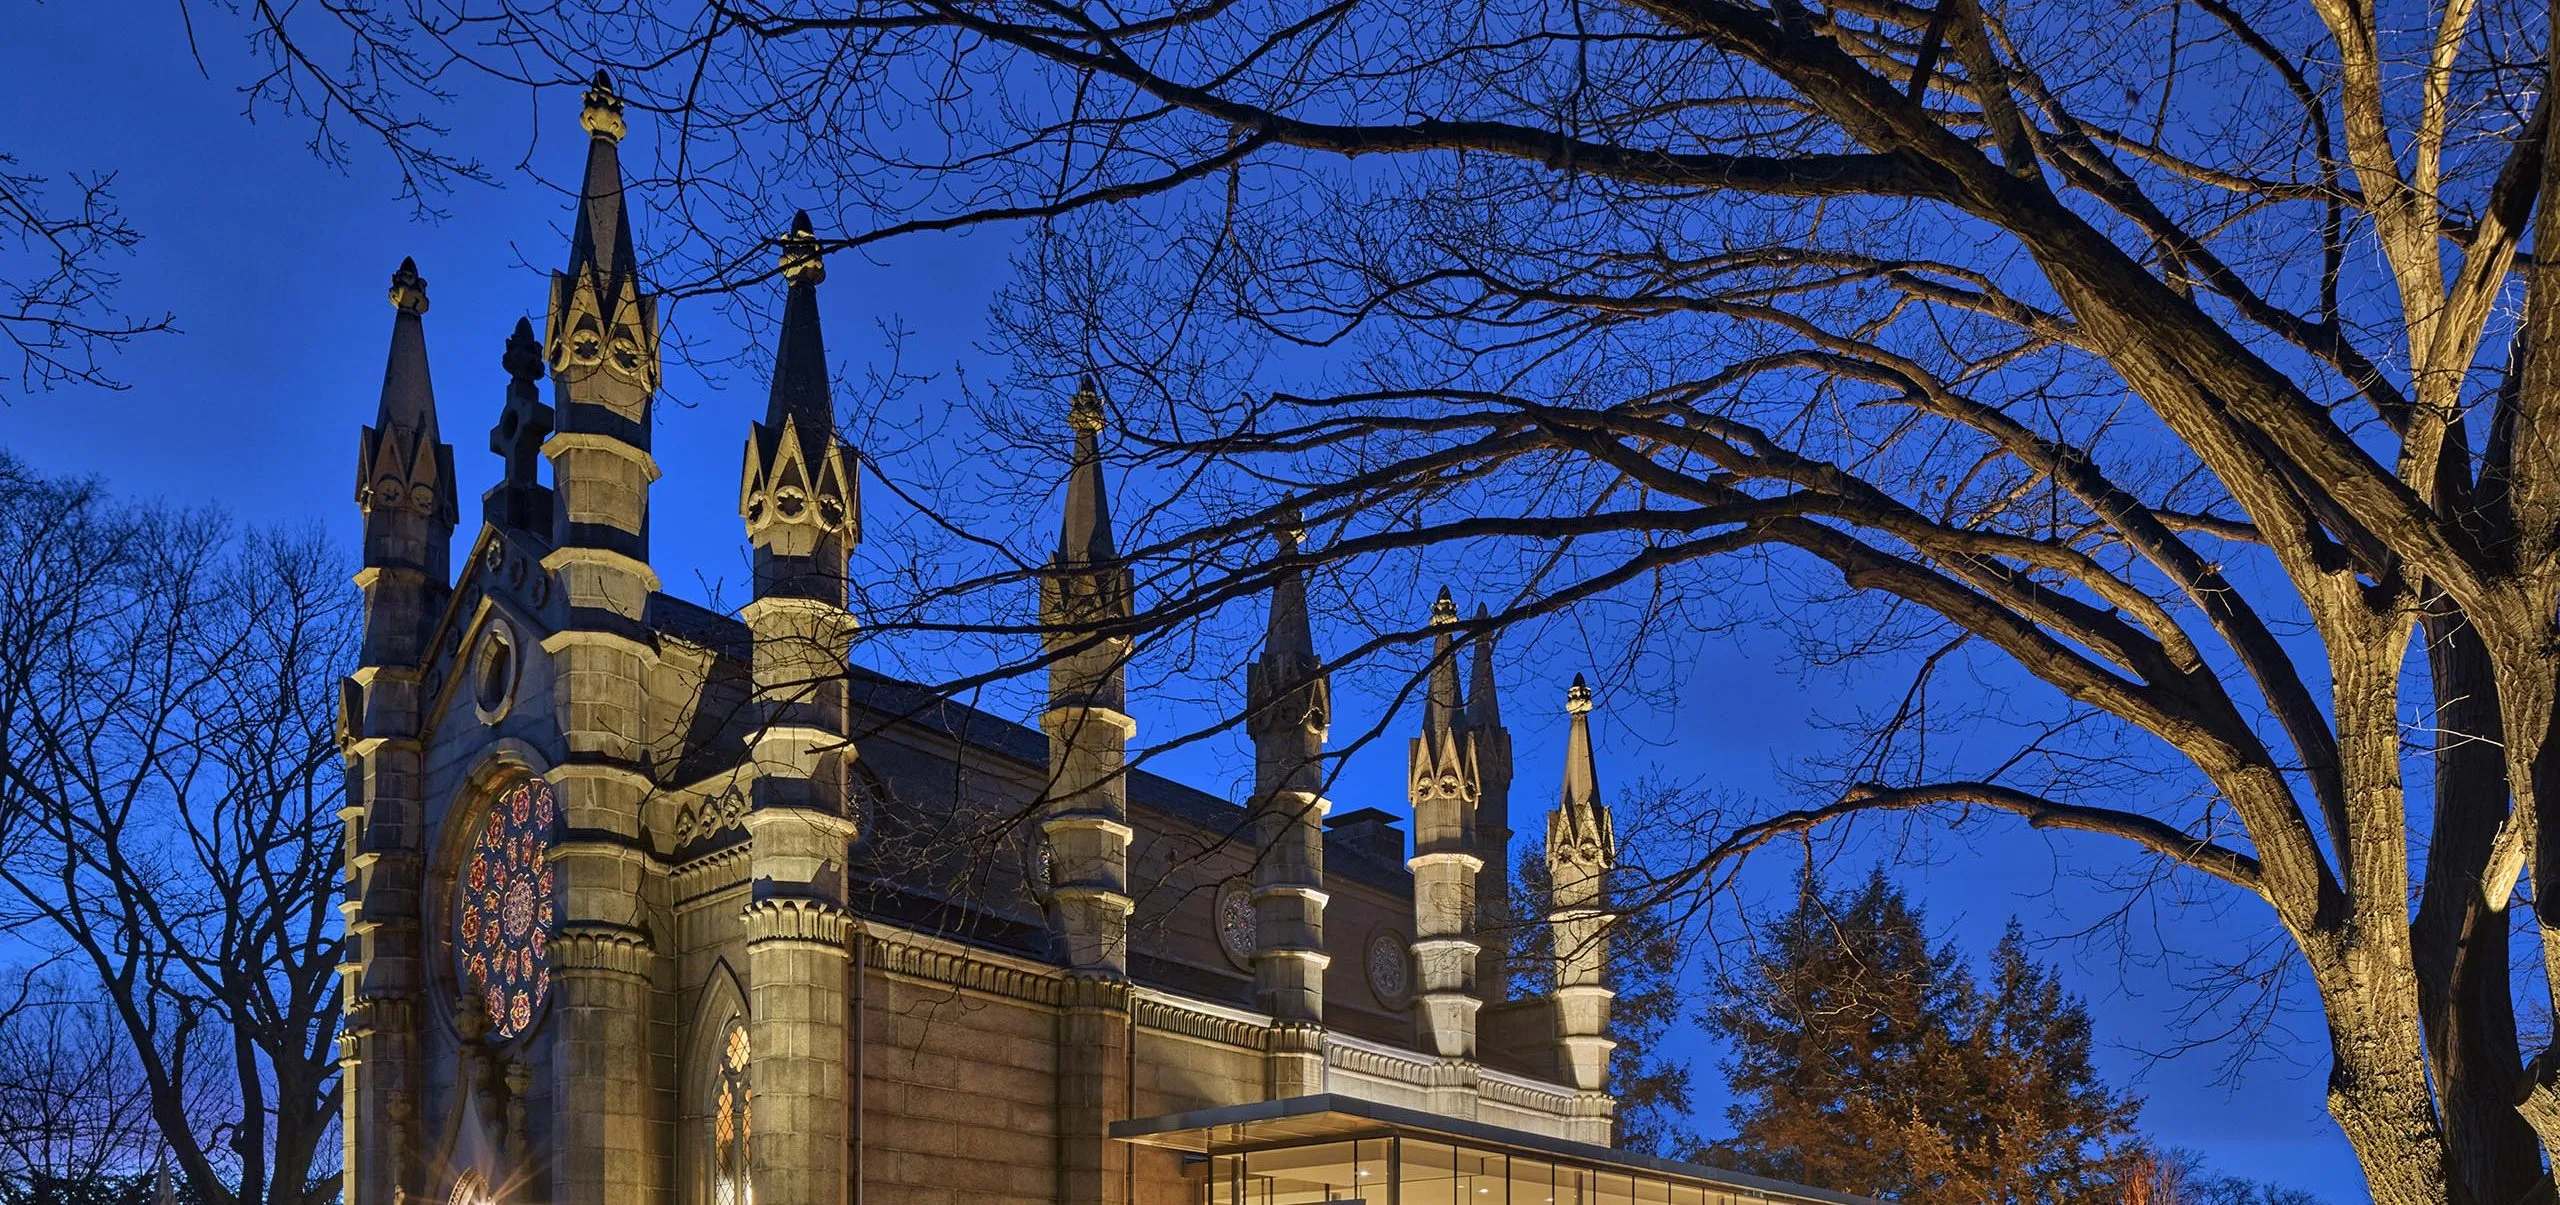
[337,73,1857,1205]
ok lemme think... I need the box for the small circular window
[1216,878,1258,969]
[473,622,517,723]
[1366,929,1411,1007]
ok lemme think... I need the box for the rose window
[454,776,561,1040]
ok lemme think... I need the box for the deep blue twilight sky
[1,2,2362,1198]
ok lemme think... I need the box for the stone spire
[1467,604,1501,730]
[1058,378,1116,564]
[737,209,859,1205]
[355,256,457,665]
[483,317,554,534]
[1423,586,1464,733]
[1039,379,1142,1203]
[1466,602,1517,998]
[564,71,639,310]
[534,76,663,1205]
[1040,378,1136,975]
[1245,520,1331,1090]
[342,255,455,1205]
[1408,588,1483,1062]
[543,66,660,567]
[1547,673,1617,1114]
[740,210,857,599]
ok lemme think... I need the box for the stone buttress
[738,211,861,1205]
[539,71,666,1205]
[1244,522,1331,1095]
[342,256,457,1205]
[1547,674,1618,1146]
[1409,588,1485,1090]
[1040,379,1137,1205]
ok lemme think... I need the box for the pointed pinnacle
[1468,602,1502,730]
[766,221,833,431]
[1263,520,1314,663]
[388,257,428,315]
[1557,672,1602,833]
[1058,377,1116,563]
[1424,587,1464,733]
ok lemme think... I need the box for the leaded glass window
[713,1022,753,1205]
[454,776,561,1041]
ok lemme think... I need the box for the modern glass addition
[1121,1095,1868,1205]
[1201,1142,1764,1205]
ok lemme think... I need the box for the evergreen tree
[1704,870,2137,1204]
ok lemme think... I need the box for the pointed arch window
[713,1021,753,1205]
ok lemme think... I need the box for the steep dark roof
[640,591,1411,895]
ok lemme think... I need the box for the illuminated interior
[1122,1096,1863,1205]
[1201,1139,1774,1205]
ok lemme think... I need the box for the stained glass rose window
[454,775,561,1040]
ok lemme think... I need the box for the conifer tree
[1704,871,2136,1204]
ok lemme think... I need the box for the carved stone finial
[580,69,627,142]
[780,209,826,285]
[1566,672,1593,714]
[388,257,429,315]
[1273,508,1306,553]
[1430,586,1459,626]
[1068,376,1105,434]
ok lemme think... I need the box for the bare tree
[364,0,2560,1199]
[0,973,164,1204]
[0,452,355,1205]
[0,160,173,393]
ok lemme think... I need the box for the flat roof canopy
[1110,1094,1879,1205]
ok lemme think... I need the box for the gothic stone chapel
[337,72,1858,1205]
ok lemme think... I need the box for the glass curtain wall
[1202,1139,1761,1205]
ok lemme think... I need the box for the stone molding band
[743,898,854,948]
[552,926,654,980]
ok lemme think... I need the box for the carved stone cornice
[743,898,852,950]
[863,933,1067,1007]
[1268,1022,1325,1056]
[1131,995,1267,1052]
[672,842,753,902]
[1478,1068,1578,1115]
[1324,1033,1437,1083]
[1059,972,1132,1013]
[552,926,654,981]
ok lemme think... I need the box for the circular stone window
[1216,878,1258,969]
[1366,929,1412,1008]
[472,621,518,724]
[1019,831,1053,905]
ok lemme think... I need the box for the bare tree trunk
[0,456,351,1205]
